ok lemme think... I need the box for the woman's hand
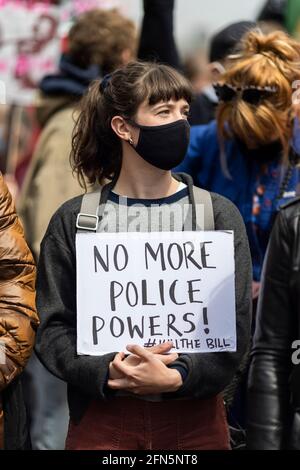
[108,344,183,395]
[109,341,178,380]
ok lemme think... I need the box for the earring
[128,137,134,145]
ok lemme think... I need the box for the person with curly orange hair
[175,29,300,431]
[176,29,300,300]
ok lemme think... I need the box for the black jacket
[247,197,300,450]
[34,173,252,424]
[3,377,31,450]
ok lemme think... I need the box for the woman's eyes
[157,109,190,117]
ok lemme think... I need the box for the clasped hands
[108,342,183,395]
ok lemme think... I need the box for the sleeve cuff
[168,364,189,383]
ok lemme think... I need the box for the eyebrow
[152,103,173,111]
[152,102,190,111]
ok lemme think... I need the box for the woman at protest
[247,196,300,450]
[35,61,252,450]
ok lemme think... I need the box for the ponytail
[71,80,121,190]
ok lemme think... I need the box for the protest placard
[76,231,236,355]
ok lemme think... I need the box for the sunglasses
[213,83,278,105]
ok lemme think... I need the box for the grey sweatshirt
[35,173,252,423]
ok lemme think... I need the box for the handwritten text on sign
[76,231,236,355]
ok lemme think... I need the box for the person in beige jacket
[18,9,136,261]
[17,8,137,449]
[19,99,79,260]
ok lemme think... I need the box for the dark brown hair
[71,61,193,189]
[68,9,136,73]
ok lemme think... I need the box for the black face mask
[235,136,283,163]
[128,119,190,170]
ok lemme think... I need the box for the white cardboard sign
[76,231,236,355]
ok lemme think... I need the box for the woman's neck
[113,144,180,199]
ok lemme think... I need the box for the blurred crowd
[1,0,300,451]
